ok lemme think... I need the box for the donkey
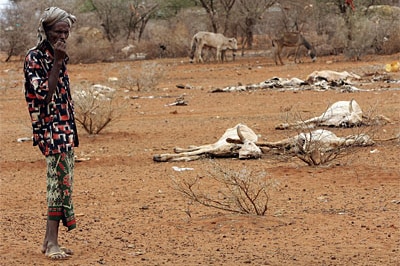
[272,32,316,65]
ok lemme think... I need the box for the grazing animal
[258,129,374,154]
[189,31,238,63]
[153,124,262,162]
[276,100,363,130]
[272,32,316,65]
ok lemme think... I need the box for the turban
[37,7,76,46]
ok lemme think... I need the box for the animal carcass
[258,129,374,153]
[276,99,363,129]
[153,123,262,162]
[306,70,361,84]
[257,129,374,165]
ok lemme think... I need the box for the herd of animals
[188,31,316,65]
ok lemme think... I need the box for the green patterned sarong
[46,150,76,231]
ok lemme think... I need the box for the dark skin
[40,21,73,260]
[45,22,69,104]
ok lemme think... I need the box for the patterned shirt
[24,41,79,156]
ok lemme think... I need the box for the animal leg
[153,148,209,162]
[216,48,221,62]
[294,45,300,63]
[276,45,284,65]
[197,43,204,63]
[189,37,197,63]
[256,138,294,149]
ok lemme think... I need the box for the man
[24,7,78,260]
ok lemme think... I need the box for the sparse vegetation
[115,61,165,91]
[171,161,277,216]
[1,0,399,63]
[135,61,166,91]
[73,84,125,134]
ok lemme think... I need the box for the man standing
[24,7,78,260]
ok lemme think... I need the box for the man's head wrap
[37,7,76,46]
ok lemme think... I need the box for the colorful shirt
[24,41,79,156]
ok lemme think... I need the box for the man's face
[46,21,70,46]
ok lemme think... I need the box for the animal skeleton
[306,70,361,83]
[257,129,374,165]
[258,129,374,153]
[153,123,262,162]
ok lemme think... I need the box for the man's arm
[45,40,67,104]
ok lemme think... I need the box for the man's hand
[54,39,67,62]
[46,39,66,103]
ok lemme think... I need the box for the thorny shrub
[171,161,278,216]
[73,84,125,134]
[116,61,165,92]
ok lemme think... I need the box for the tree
[85,0,159,43]
[235,0,277,49]
[314,0,400,58]
[197,0,219,33]
[220,0,236,34]
[154,0,197,18]
[0,2,32,62]
[127,1,159,42]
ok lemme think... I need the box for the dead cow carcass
[259,129,374,152]
[153,124,262,162]
[258,129,374,165]
[306,70,361,84]
[189,31,238,63]
[276,99,363,130]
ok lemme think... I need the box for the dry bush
[72,85,125,134]
[171,161,277,216]
[116,61,165,92]
[137,62,165,91]
[382,30,400,55]
[69,40,110,64]
[292,129,372,167]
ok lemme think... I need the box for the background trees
[0,0,399,63]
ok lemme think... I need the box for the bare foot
[45,244,70,260]
[60,246,74,255]
[42,242,73,255]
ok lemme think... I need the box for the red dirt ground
[1,52,399,265]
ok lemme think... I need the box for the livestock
[153,124,262,162]
[189,31,238,63]
[272,32,316,65]
[257,129,374,165]
[276,100,363,130]
[259,129,374,151]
